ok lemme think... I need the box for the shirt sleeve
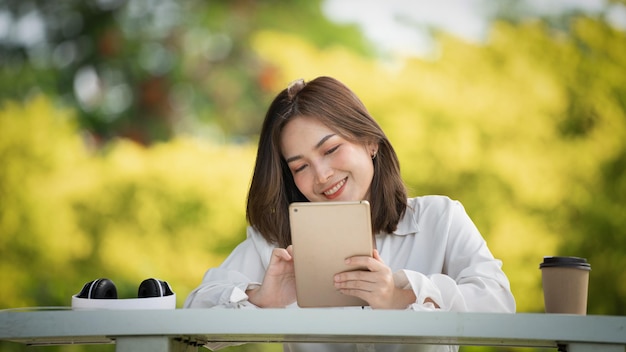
[183,227,273,309]
[396,197,516,313]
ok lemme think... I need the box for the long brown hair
[246,76,407,247]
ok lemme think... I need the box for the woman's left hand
[333,249,416,309]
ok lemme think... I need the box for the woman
[184,76,516,351]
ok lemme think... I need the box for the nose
[313,161,333,184]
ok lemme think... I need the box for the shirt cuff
[394,269,444,310]
[224,283,261,308]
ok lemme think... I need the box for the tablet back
[289,201,373,307]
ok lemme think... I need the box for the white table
[1,309,625,352]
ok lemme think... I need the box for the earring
[372,151,377,159]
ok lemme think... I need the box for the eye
[324,145,340,155]
[293,164,307,173]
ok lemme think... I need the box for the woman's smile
[322,177,347,199]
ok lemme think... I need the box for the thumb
[373,249,384,263]
[271,247,292,262]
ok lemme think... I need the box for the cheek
[339,148,370,171]
[292,172,312,194]
[350,153,375,183]
[334,148,360,166]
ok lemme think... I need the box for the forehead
[280,116,335,151]
[282,115,331,134]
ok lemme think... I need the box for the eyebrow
[285,134,336,163]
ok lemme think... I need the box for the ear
[367,142,379,159]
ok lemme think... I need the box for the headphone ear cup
[77,278,118,299]
[138,278,174,298]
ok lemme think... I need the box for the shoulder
[407,195,471,229]
[407,195,462,215]
[247,226,277,248]
[392,196,462,236]
[406,195,479,237]
[245,226,278,268]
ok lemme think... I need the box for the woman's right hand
[246,245,296,307]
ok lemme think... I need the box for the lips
[323,177,347,199]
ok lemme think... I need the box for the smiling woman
[280,112,376,202]
[248,77,407,247]
[184,76,516,352]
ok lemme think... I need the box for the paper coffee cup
[539,256,590,315]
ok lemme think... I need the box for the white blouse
[184,196,516,352]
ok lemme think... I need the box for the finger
[271,248,292,261]
[334,278,374,292]
[286,245,294,256]
[372,249,384,263]
[344,256,382,272]
[337,287,370,302]
[334,269,378,284]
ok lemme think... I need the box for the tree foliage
[0,0,369,144]
[0,97,258,351]
[1,2,625,352]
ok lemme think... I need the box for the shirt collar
[391,201,420,236]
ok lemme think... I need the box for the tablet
[289,201,373,308]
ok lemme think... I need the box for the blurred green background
[1,0,625,351]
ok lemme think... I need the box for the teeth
[324,178,346,196]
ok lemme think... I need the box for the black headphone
[77,278,174,299]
